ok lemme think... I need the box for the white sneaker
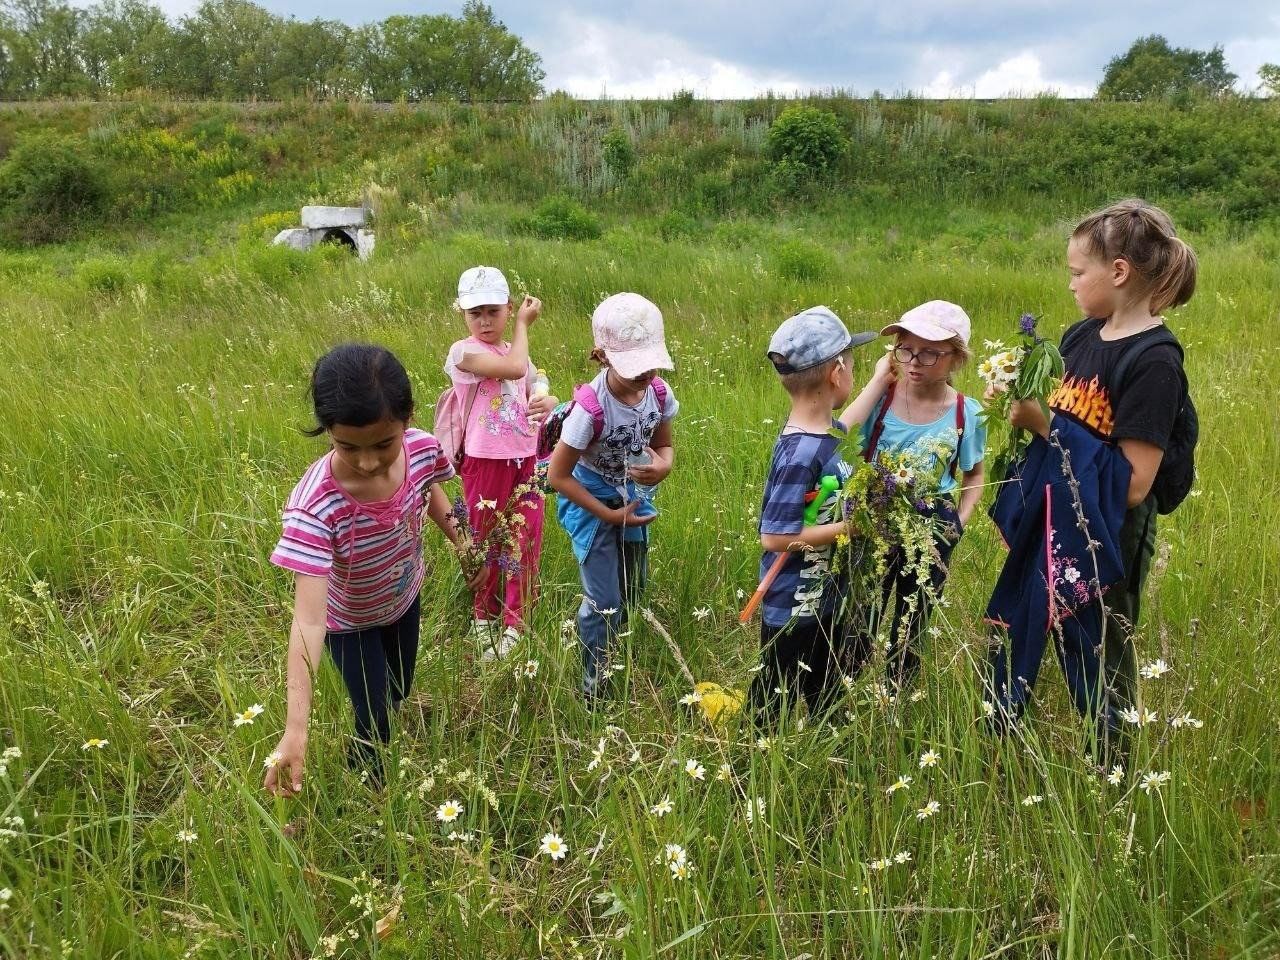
[474,619,498,662]
[495,626,521,659]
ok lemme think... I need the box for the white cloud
[538,15,808,98]
[1223,17,1280,92]
[921,50,1094,98]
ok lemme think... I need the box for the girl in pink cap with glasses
[847,300,987,689]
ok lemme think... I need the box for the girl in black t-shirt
[1000,199,1197,762]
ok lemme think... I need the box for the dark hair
[1072,199,1198,314]
[303,343,414,437]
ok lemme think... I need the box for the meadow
[0,101,1278,959]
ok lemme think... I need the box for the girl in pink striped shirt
[264,343,476,793]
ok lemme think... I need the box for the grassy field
[0,185,1277,959]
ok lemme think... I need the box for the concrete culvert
[321,228,358,252]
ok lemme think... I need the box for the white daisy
[539,832,568,860]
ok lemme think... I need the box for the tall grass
[0,198,1277,958]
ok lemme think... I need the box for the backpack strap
[1058,319,1095,359]
[947,392,966,481]
[1111,327,1183,392]
[572,383,607,442]
[650,376,669,415]
[862,381,896,463]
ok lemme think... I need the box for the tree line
[0,0,545,101]
[0,2,1275,105]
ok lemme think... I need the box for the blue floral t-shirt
[859,394,986,495]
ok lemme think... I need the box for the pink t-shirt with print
[444,337,538,460]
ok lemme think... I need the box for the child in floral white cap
[545,293,678,706]
[444,266,558,661]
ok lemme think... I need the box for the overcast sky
[146,1,1279,98]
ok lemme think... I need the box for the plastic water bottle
[529,369,550,426]
[627,449,659,505]
[531,369,550,398]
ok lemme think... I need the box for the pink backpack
[433,382,480,470]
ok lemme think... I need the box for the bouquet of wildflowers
[978,313,1065,480]
[448,481,539,584]
[830,431,948,604]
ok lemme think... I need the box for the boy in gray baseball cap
[747,306,890,724]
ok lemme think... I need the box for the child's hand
[872,350,897,389]
[605,500,657,528]
[1008,398,1051,437]
[527,393,557,425]
[626,447,670,485]
[465,564,487,592]
[983,382,1006,403]
[516,295,542,327]
[263,730,307,797]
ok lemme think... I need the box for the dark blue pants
[325,594,421,776]
[750,613,850,726]
[988,498,1155,760]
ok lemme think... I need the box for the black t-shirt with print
[1047,318,1185,449]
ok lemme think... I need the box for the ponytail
[1149,235,1197,314]
[1072,198,1198,314]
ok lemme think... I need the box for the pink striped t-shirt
[270,428,455,631]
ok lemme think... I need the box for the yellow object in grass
[694,682,744,724]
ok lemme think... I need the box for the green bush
[711,219,768,249]
[0,135,108,245]
[766,106,848,175]
[655,210,701,241]
[513,194,601,241]
[76,257,133,295]
[600,128,636,178]
[773,237,835,280]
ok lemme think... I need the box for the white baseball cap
[591,293,673,378]
[456,266,511,310]
[880,300,971,346]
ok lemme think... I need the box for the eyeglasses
[892,345,952,367]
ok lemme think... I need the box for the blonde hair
[1072,199,1198,314]
[775,349,851,397]
[946,335,971,367]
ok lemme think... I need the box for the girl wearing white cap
[849,300,986,688]
[444,266,559,660]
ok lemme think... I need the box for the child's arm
[548,439,654,528]
[838,352,895,431]
[263,573,328,797]
[1010,401,1161,507]
[760,520,850,553]
[455,296,540,381]
[425,481,461,545]
[627,418,675,485]
[956,461,984,528]
[1117,439,1163,508]
[425,481,486,591]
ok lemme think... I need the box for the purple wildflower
[914,498,928,513]
[1018,313,1037,336]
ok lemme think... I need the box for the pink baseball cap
[881,300,971,346]
[591,293,674,378]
